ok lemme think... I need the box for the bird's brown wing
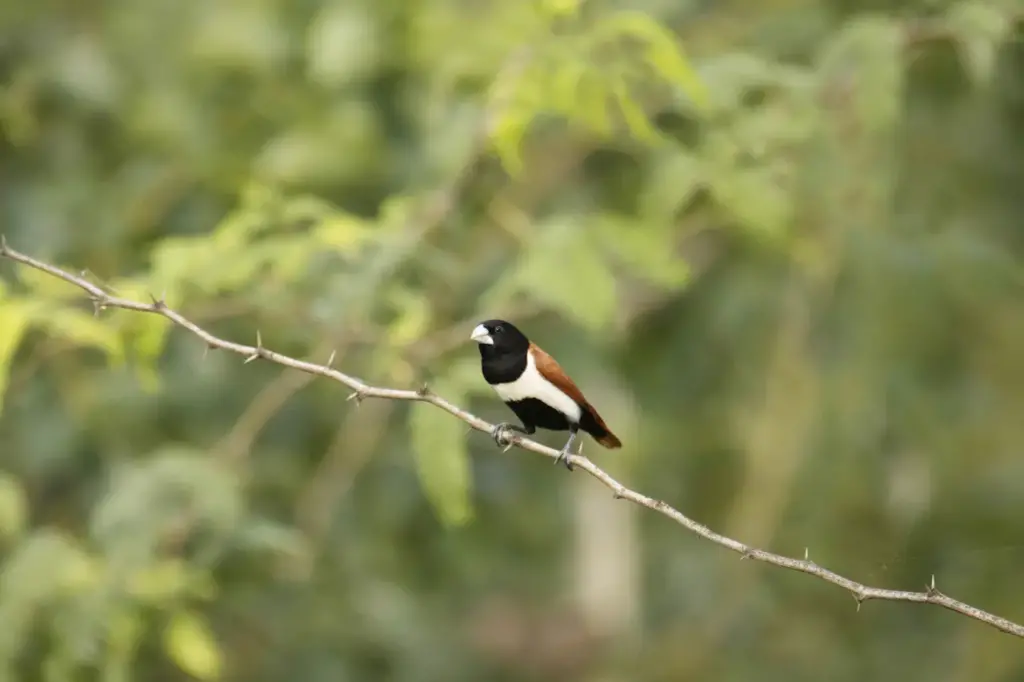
[529,343,621,448]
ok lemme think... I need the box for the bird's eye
[494,325,503,333]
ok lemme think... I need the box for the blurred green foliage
[2,0,1024,680]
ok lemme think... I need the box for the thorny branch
[2,237,1024,640]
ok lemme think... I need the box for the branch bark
[2,237,1023,639]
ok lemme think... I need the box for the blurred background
[2,0,1024,680]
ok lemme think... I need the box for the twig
[2,238,1023,640]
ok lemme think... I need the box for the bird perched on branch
[470,319,621,470]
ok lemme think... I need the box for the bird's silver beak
[470,324,493,345]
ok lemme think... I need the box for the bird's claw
[491,423,514,447]
[554,447,574,472]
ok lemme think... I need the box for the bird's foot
[491,422,524,449]
[554,439,577,472]
[553,429,580,471]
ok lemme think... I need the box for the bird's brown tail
[581,405,622,449]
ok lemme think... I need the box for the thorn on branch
[149,291,167,310]
[327,349,337,367]
[0,234,8,254]
[416,383,432,397]
[853,592,865,611]
[90,295,108,317]
[244,331,267,364]
[740,547,754,561]
[347,389,365,404]
[927,574,940,597]
[612,489,625,500]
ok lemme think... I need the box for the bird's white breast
[491,353,582,422]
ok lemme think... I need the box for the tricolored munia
[471,319,621,470]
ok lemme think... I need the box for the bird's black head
[470,319,529,357]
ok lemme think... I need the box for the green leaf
[0,531,98,680]
[612,79,658,143]
[487,58,549,176]
[0,530,97,605]
[233,518,310,561]
[596,217,690,289]
[489,105,532,176]
[599,11,710,113]
[538,0,583,19]
[35,307,126,360]
[511,218,617,331]
[946,1,1012,84]
[387,288,432,347]
[549,60,587,115]
[310,212,373,252]
[164,610,223,681]
[698,52,782,113]
[816,16,903,134]
[128,559,193,603]
[575,71,611,136]
[640,149,704,220]
[0,294,30,415]
[90,447,244,562]
[105,610,144,682]
[0,474,27,541]
[409,374,472,525]
[709,166,793,242]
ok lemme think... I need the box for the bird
[470,319,621,470]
